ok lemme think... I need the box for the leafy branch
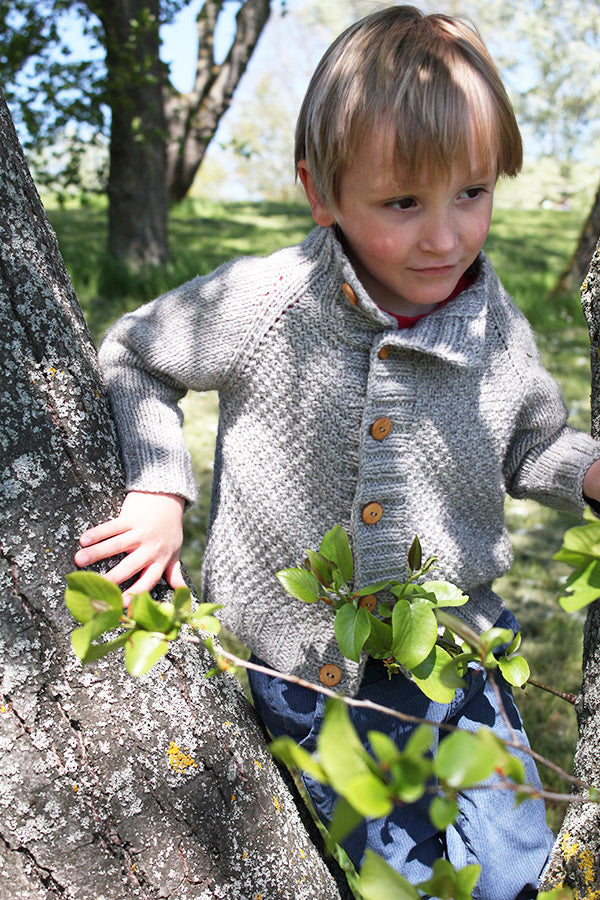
[64,517,600,900]
[276,526,530,702]
[65,570,221,676]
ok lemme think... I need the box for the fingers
[122,560,171,602]
[74,491,186,598]
[74,531,136,569]
[165,559,186,590]
[78,515,128,549]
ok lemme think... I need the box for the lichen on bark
[541,240,600,896]
[0,89,351,900]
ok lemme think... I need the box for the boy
[76,7,600,897]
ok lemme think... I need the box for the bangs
[297,7,522,207]
[384,59,509,183]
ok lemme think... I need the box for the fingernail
[75,551,88,566]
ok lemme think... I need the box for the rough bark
[165,0,271,204]
[540,238,600,893]
[554,183,600,298]
[0,90,351,900]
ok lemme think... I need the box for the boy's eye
[460,186,486,200]
[388,196,416,210]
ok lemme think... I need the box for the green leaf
[342,770,393,818]
[429,795,459,830]
[389,757,431,804]
[391,599,438,669]
[78,632,129,665]
[130,592,173,632]
[124,629,170,676]
[404,724,435,759]
[435,730,496,788]
[411,645,457,703]
[276,567,321,603]
[173,586,192,616]
[334,604,371,662]
[190,602,222,618]
[358,850,420,900]
[327,797,365,847]
[269,736,327,783]
[439,654,469,690]
[362,614,392,657]
[318,700,388,814]
[498,654,530,687]
[189,611,221,634]
[454,863,483,900]
[319,524,354,582]
[480,627,514,655]
[421,580,468,608]
[65,571,123,624]
[407,535,422,572]
[71,608,124,659]
[368,730,400,766]
[418,859,482,900]
[554,513,600,567]
[305,549,336,587]
[476,728,526,784]
[356,580,393,596]
[559,560,600,612]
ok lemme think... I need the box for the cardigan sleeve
[98,257,271,504]
[502,312,600,512]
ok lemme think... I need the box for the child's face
[300,127,496,317]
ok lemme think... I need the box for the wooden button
[371,417,392,440]
[358,594,377,612]
[341,282,358,305]
[378,345,391,359]
[362,501,383,524]
[319,664,342,686]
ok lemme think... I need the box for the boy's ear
[297,160,336,227]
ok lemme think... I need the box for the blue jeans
[248,611,554,900]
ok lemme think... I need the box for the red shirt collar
[382,270,475,330]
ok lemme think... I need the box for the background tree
[554,186,600,297]
[0,88,352,900]
[469,0,600,298]
[0,0,271,266]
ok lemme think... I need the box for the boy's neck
[380,268,476,329]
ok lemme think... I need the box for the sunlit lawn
[49,195,594,833]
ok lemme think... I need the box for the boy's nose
[418,215,458,256]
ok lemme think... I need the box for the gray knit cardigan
[98,226,600,695]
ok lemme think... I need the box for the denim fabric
[248,610,554,900]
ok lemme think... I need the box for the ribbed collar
[311,225,494,369]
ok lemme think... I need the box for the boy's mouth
[412,264,456,277]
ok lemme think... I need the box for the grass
[47,194,595,834]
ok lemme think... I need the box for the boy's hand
[583,458,600,504]
[74,491,186,600]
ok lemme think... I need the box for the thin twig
[526,677,577,705]
[178,632,593,796]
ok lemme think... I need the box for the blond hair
[295,5,522,205]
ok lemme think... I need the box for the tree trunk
[540,238,600,893]
[90,0,170,267]
[165,0,271,204]
[0,89,352,900]
[554,183,600,297]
